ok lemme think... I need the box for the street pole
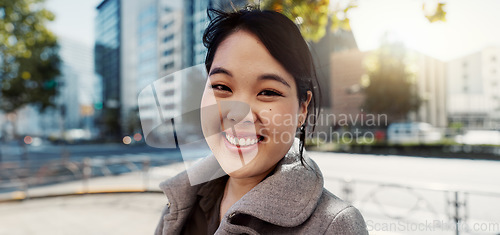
[454,192,460,235]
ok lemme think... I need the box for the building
[120,0,159,134]
[138,65,206,147]
[182,0,208,68]
[182,0,248,68]
[311,29,359,111]
[96,0,185,136]
[409,51,447,128]
[96,0,251,138]
[330,48,447,128]
[95,0,121,137]
[330,49,368,126]
[447,46,500,129]
[158,2,183,78]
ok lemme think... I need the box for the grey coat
[155,140,368,234]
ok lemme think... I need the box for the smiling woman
[201,29,309,179]
[155,7,367,235]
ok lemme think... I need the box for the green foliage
[449,122,463,130]
[423,2,447,23]
[258,0,330,42]
[0,0,61,113]
[253,0,447,42]
[362,42,421,122]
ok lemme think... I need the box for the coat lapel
[159,154,225,234]
[222,139,324,227]
[160,138,324,234]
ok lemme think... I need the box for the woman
[155,8,367,235]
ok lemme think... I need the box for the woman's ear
[298,91,312,126]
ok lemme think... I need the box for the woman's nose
[219,100,255,126]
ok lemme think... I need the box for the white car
[455,130,500,145]
[387,122,442,144]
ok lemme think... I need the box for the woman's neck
[226,175,263,199]
[219,167,275,222]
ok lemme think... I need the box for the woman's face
[200,30,310,179]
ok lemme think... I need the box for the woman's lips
[222,132,263,155]
[223,132,262,146]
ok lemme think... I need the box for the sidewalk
[0,160,190,202]
[0,193,165,235]
[0,161,190,235]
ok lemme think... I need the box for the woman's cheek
[258,109,271,126]
[200,89,220,138]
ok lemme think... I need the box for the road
[1,145,499,235]
[0,141,180,163]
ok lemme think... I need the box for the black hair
[203,8,322,166]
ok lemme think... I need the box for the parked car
[455,130,500,145]
[387,122,442,144]
[48,129,92,144]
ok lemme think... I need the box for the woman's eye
[211,84,231,92]
[259,89,283,97]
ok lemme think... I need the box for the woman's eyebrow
[209,67,232,77]
[209,67,290,88]
[259,74,290,88]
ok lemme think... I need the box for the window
[164,62,174,70]
[163,49,174,56]
[164,89,175,96]
[163,35,174,43]
[163,21,174,29]
[164,104,175,110]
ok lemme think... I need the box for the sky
[45,0,102,47]
[349,0,500,61]
[44,0,500,61]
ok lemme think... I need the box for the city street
[0,142,179,163]
[2,0,500,234]
[0,151,499,235]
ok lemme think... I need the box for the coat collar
[159,138,324,228]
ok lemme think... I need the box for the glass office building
[183,0,248,67]
[95,0,121,136]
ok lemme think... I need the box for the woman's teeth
[225,133,260,147]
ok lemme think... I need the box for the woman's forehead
[210,31,295,86]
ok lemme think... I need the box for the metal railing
[327,176,500,235]
[0,156,180,199]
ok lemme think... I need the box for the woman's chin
[210,133,260,174]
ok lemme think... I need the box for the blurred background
[1,0,499,234]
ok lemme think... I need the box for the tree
[0,0,61,116]
[253,0,447,42]
[361,41,421,122]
